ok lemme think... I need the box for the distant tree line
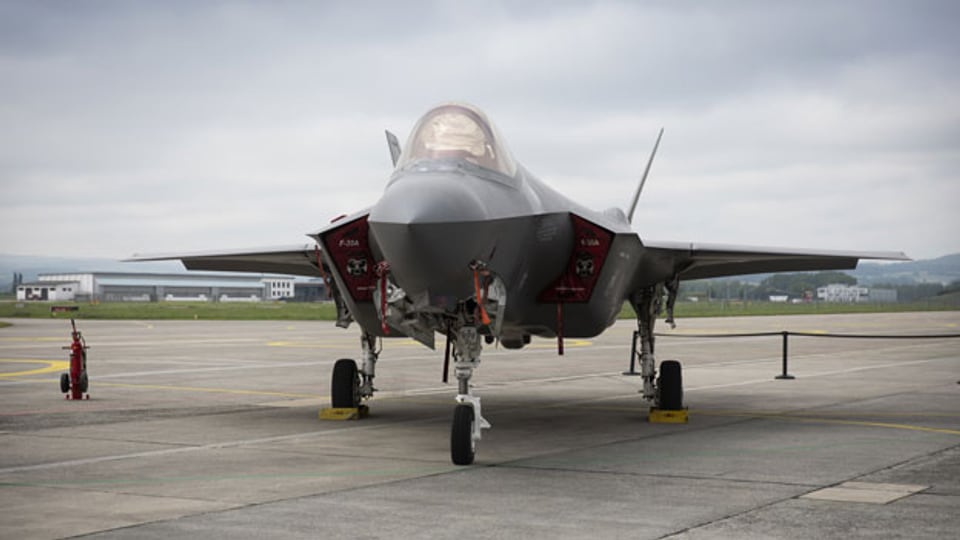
[871,281,957,303]
[754,271,856,299]
[681,271,857,301]
[679,272,955,303]
[8,272,23,294]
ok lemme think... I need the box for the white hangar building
[17,272,297,303]
[16,281,80,302]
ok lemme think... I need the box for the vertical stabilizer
[385,130,402,167]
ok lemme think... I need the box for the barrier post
[775,331,795,380]
[623,331,641,376]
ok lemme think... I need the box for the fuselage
[316,103,645,346]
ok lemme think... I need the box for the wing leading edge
[636,240,909,285]
[126,244,324,277]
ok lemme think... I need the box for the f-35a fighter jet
[133,103,908,465]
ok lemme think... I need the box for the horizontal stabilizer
[633,240,909,286]
[126,244,324,277]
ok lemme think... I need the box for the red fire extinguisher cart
[60,319,89,400]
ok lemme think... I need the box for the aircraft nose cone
[368,174,494,307]
[369,173,487,225]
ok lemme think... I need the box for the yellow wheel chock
[649,407,688,424]
[319,405,369,421]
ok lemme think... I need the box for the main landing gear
[324,281,683,463]
[324,325,490,465]
[631,281,685,417]
[329,332,378,411]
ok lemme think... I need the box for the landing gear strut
[450,325,491,465]
[630,283,684,411]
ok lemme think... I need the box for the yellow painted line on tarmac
[699,409,960,419]
[267,339,396,349]
[94,381,318,399]
[0,336,64,342]
[0,359,70,378]
[696,410,960,436]
[528,339,591,349]
[570,404,960,436]
[798,418,960,436]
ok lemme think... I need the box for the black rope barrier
[654,331,960,339]
[645,330,960,380]
[653,331,782,338]
[782,332,960,340]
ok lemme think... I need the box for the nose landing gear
[449,325,491,465]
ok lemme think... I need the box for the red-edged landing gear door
[313,214,380,330]
[539,214,614,303]
[537,213,616,353]
[318,215,377,303]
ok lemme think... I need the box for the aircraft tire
[331,359,360,408]
[451,404,476,465]
[78,372,89,393]
[659,360,683,410]
[60,373,70,393]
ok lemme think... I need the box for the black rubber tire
[658,360,683,410]
[78,372,89,393]
[60,373,70,394]
[331,359,359,408]
[451,404,476,465]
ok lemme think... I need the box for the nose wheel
[451,403,476,465]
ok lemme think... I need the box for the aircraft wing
[636,240,909,284]
[126,244,324,277]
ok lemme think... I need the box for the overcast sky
[1,1,957,261]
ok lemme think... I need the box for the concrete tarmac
[1,312,958,539]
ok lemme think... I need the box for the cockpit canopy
[397,103,517,177]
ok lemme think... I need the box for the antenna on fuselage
[627,127,664,224]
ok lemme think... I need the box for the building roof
[19,281,80,287]
[96,277,265,289]
[40,271,290,281]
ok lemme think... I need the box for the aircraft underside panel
[524,231,640,338]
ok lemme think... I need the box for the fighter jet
[132,102,908,465]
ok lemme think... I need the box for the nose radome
[369,173,488,226]
[368,174,495,306]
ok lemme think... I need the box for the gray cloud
[1,1,957,260]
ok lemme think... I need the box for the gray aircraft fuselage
[312,103,646,348]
